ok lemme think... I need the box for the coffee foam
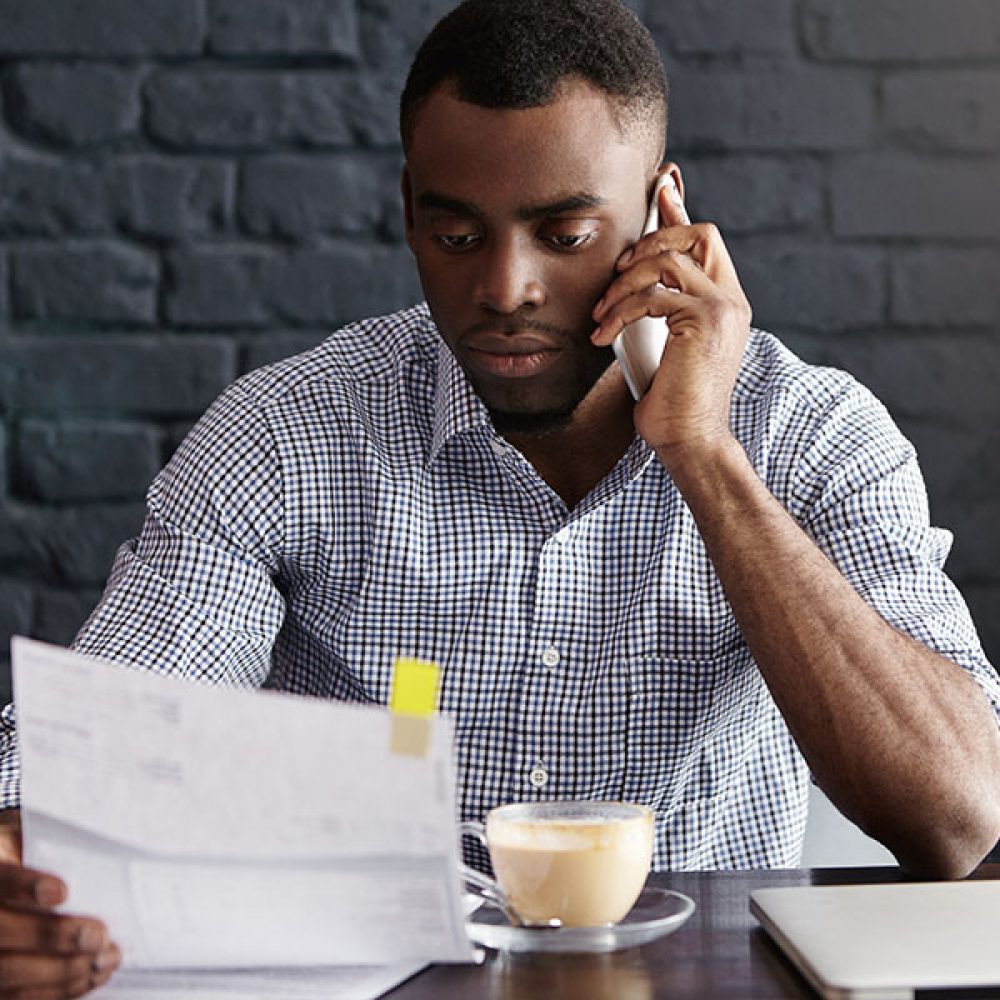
[488,815,647,851]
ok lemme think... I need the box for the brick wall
[1,0,998,699]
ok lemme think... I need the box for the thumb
[0,810,22,864]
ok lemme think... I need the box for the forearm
[664,435,1000,877]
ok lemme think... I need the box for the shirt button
[541,647,561,668]
[529,766,549,789]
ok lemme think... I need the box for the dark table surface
[387,862,1000,999]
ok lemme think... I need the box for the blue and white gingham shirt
[3,302,997,870]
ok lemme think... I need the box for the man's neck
[501,373,636,510]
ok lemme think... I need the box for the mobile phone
[612,174,690,400]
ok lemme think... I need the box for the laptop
[750,880,1000,999]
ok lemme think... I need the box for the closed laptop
[750,880,1000,999]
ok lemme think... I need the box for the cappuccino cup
[460,800,654,928]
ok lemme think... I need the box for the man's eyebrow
[516,193,607,220]
[414,191,608,219]
[416,191,481,217]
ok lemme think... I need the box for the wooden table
[388,863,1000,999]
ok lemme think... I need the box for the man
[1,0,999,994]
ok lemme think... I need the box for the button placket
[518,534,571,798]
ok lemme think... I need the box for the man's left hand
[590,198,752,467]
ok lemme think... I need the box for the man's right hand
[0,810,120,998]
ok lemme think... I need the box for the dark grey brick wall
[1,0,998,701]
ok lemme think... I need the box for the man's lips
[462,332,562,379]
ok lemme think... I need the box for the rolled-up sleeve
[0,382,288,809]
[788,378,1000,720]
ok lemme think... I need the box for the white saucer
[465,886,696,954]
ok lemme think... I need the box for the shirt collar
[570,434,657,521]
[428,337,491,463]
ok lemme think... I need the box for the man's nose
[474,238,545,314]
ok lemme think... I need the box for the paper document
[94,960,427,1000]
[12,638,477,972]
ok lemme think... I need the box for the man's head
[400,0,672,437]
[400,0,668,166]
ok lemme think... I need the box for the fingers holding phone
[607,173,685,400]
[593,165,752,462]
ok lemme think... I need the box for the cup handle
[458,820,510,915]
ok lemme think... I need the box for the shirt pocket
[622,647,758,809]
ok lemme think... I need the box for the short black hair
[400,0,668,158]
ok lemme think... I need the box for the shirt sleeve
[784,377,1000,721]
[0,382,288,809]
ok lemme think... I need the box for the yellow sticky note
[389,657,441,758]
[390,657,441,718]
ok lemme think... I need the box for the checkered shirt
[3,302,997,870]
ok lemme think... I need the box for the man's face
[403,80,652,434]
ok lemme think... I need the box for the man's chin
[488,406,576,437]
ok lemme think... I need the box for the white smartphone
[612,173,690,400]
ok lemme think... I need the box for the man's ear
[657,161,685,204]
[671,163,685,205]
[655,161,688,226]
[401,166,417,253]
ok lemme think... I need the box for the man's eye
[435,233,480,251]
[546,232,595,250]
